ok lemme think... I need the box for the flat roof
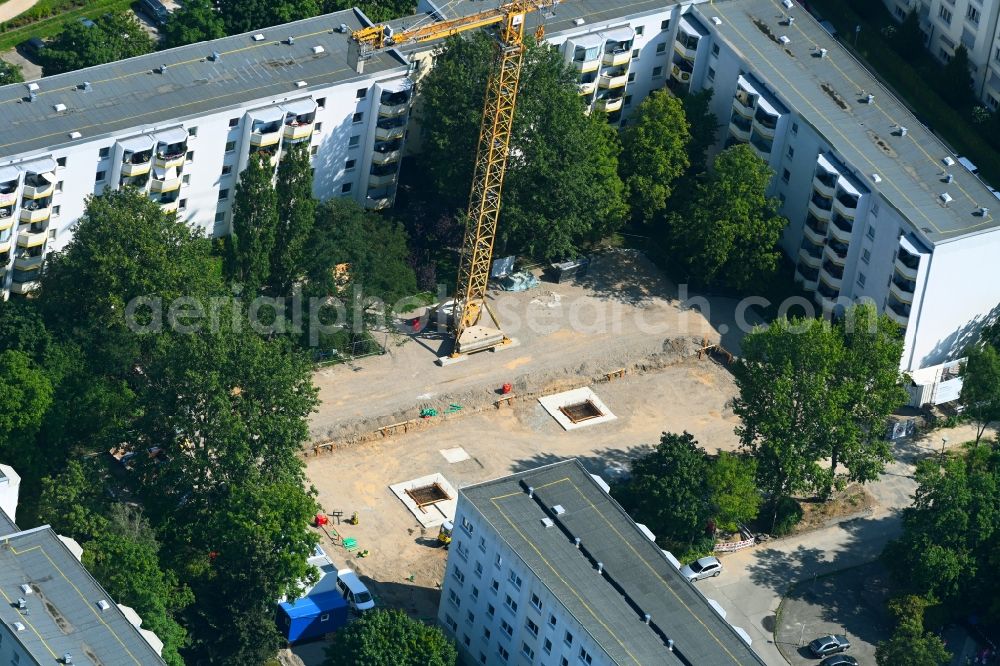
[0,8,408,163]
[701,0,998,244]
[0,526,166,664]
[0,507,17,537]
[423,0,676,37]
[462,460,766,666]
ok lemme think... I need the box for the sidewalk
[0,0,40,24]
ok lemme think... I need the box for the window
[187,127,198,137]
[52,205,61,217]
[857,272,867,288]
[712,43,720,57]
[214,211,226,223]
[500,619,513,638]
[348,135,361,148]
[448,589,460,607]
[632,48,640,59]
[452,566,465,584]
[495,554,503,569]
[95,170,106,182]
[939,6,952,24]
[461,516,475,534]
[445,614,457,631]
[225,140,236,153]
[182,174,191,185]
[474,561,483,577]
[456,540,469,561]
[356,87,367,99]
[656,42,666,54]
[479,536,487,552]
[178,198,187,211]
[229,117,240,127]
[472,586,480,599]
[989,94,1000,110]
[862,249,871,264]
[543,638,553,654]
[483,626,492,639]
[967,5,980,24]
[352,112,364,123]
[57,157,67,167]
[530,593,542,611]
[564,630,574,646]
[463,634,471,647]
[872,201,880,217]
[652,66,664,78]
[504,595,518,613]
[12,654,21,665]
[939,47,952,62]
[48,228,57,240]
[707,66,716,81]
[623,94,633,107]
[635,25,644,35]
[221,165,233,176]
[491,579,499,594]
[341,182,352,193]
[561,659,569,666]
[995,46,1000,63]
[791,122,799,135]
[497,646,509,662]
[315,122,323,133]
[55,181,63,192]
[660,19,670,30]
[310,145,319,156]
[487,603,495,618]
[579,647,593,664]
[99,146,110,158]
[479,653,487,665]
[186,151,194,162]
[627,72,636,83]
[508,571,522,590]
[525,618,539,637]
[787,146,795,159]
[317,97,327,108]
[781,168,791,183]
[548,614,557,627]
[219,188,230,200]
[466,610,475,624]
[521,643,535,660]
[867,225,876,240]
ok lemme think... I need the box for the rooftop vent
[526,486,534,498]
[940,192,953,204]
[783,0,794,7]
[787,16,795,26]
[711,16,721,26]
[96,599,111,611]
[53,103,66,112]
[872,173,882,183]
[27,82,39,92]
[13,621,25,632]
[944,173,954,183]
[288,36,295,45]
[295,81,307,88]
[19,584,31,595]
[69,131,82,139]
[596,562,604,574]
[979,207,990,217]
[157,64,168,74]
[898,126,908,136]
[819,48,828,58]
[865,94,874,104]
[573,17,585,26]
[16,597,26,610]
[644,613,651,625]
[338,23,349,33]
[778,35,790,45]
[312,45,325,54]
[211,51,221,61]
[79,81,91,92]
[252,33,265,41]
[28,92,37,103]
[540,517,554,528]
[943,156,956,167]
[552,504,566,516]
[62,654,73,665]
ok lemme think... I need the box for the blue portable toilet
[277,591,349,643]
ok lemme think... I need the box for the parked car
[23,37,46,55]
[820,655,858,666]
[140,0,170,26]
[679,556,722,582]
[335,567,375,611]
[809,634,851,657]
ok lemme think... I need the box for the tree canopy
[215,0,321,34]
[226,152,279,294]
[162,0,226,48]
[958,343,1000,445]
[875,595,951,666]
[0,60,24,85]
[39,13,154,76]
[325,608,457,666]
[271,143,317,295]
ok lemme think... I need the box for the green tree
[612,432,712,553]
[0,60,24,85]
[620,90,690,224]
[981,315,1000,351]
[325,608,457,666]
[959,343,1000,445]
[162,0,226,48]
[942,45,974,108]
[270,143,316,295]
[0,350,53,443]
[891,11,926,61]
[875,595,951,666]
[226,153,279,294]
[39,13,154,75]
[706,452,761,533]
[668,144,786,291]
[83,506,193,666]
[418,35,626,260]
[681,89,719,174]
[215,0,321,35]
[37,458,112,541]
[322,0,414,22]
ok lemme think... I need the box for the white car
[679,556,722,582]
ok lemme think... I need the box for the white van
[336,568,375,611]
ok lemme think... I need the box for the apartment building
[0,464,167,665]
[437,459,766,666]
[882,0,1000,108]
[0,7,415,298]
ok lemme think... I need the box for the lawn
[806,0,1000,187]
[0,0,135,52]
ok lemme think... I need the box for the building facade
[0,464,167,665]
[881,0,1000,108]
[437,459,766,666]
[0,8,414,298]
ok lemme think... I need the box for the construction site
[297,248,749,658]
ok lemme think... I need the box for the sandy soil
[0,0,38,24]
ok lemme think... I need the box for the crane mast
[352,1,547,356]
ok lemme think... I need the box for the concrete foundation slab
[538,387,617,431]
[388,473,458,528]
[439,447,470,464]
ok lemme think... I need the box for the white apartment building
[438,459,766,666]
[0,464,167,665]
[882,0,1000,108]
[0,8,415,298]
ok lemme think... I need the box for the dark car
[808,634,851,657]
[23,37,46,54]
[820,655,858,666]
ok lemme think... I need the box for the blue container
[277,591,349,643]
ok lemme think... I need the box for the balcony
[828,214,853,244]
[749,132,773,158]
[284,119,315,143]
[598,69,628,89]
[820,260,844,289]
[890,277,915,304]
[10,273,40,294]
[798,241,823,268]
[250,121,282,148]
[670,60,693,85]
[595,96,623,113]
[17,228,46,248]
[365,195,392,210]
[808,195,833,221]
[122,151,153,177]
[368,171,398,188]
[824,239,849,265]
[0,235,10,254]
[886,297,911,326]
[375,116,407,141]
[378,99,409,118]
[729,113,752,142]
[22,176,54,199]
[803,213,827,244]
[573,56,601,73]
[372,149,401,166]
[732,92,755,117]
[674,34,699,60]
[13,254,43,270]
[19,201,51,224]
[795,264,819,291]
[894,251,920,280]
[155,143,187,169]
[0,208,14,231]
[833,193,858,219]
[602,48,631,67]
[812,172,837,198]
[752,109,778,138]
[578,80,597,96]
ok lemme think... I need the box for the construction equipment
[351,1,550,356]
[437,520,454,547]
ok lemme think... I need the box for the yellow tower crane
[351,1,548,356]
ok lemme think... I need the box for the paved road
[697,425,988,665]
[0,0,39,24]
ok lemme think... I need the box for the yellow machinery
[352,2,548,355]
